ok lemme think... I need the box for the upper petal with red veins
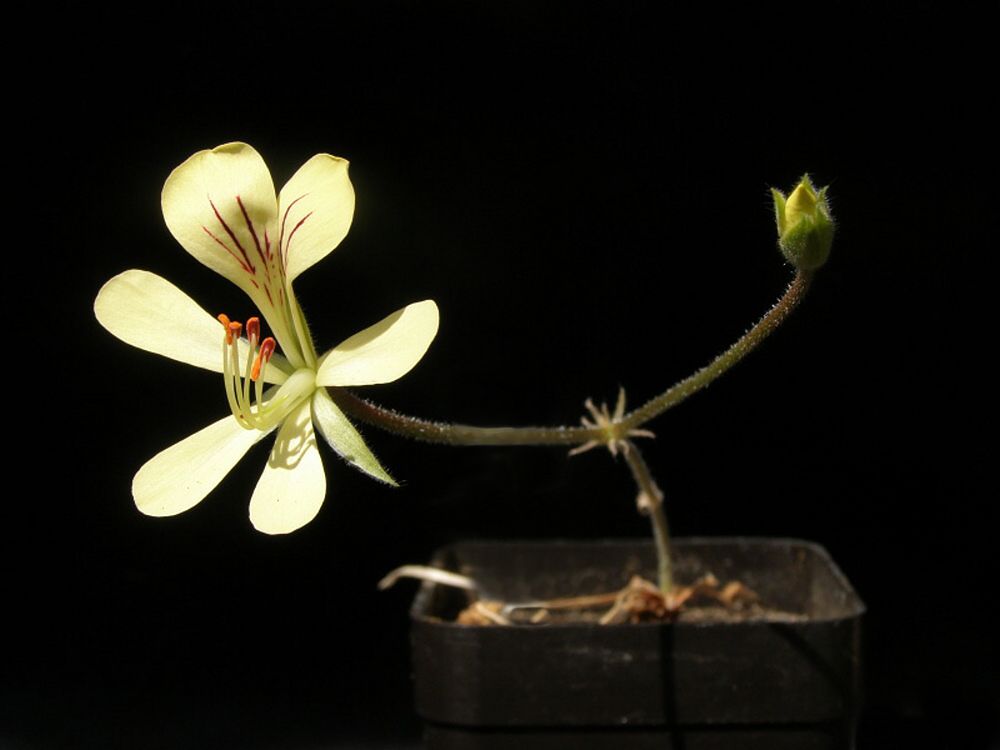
[162,142,279,296]
[278,154,355,284]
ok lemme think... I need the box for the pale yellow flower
[95,143,438,534]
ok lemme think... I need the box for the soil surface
[455,574,808,626]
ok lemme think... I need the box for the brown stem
[329,387,605,445]
[619,270,813,430]
[331,270,812,446]
[621,439,672,593]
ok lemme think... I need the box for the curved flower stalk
[95,143,439,534]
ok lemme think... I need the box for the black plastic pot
[410,538,864,750]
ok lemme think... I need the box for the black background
[7,2,994,748]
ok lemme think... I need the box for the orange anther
[218,314,236,343]
[246,316,260,341]
[251,337,277,381]
[260,337,276,359]
[226,321,243,346]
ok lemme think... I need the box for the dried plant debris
[461,575,776,625]
[379,564,806,625]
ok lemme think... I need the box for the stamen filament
[228,325,253,428]
[241,319,258,412]
[218,316,310,433]
[254,373,266,417]
[221,324,249,428]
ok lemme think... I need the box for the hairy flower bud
[771,175,834,271]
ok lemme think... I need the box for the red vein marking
[201,226,252,273]
[264,227,272,261]
[236,196,268,266]
[249,279,260,289]
[209,198,256,274]
[264,283,273,305]
[279,193,309,267]
[285,211,314,265]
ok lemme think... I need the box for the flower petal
[162,142,278,297]
[94,269,291,383]
[278,154,355,284]
[249,400,326,534]
[312,388,396,486]
[133,413,271,517]
[315,300,439,387]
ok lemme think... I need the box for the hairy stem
[619,270,813,431]
[328,387,605,445]
[621,439,672,593]
[332,270,812,445]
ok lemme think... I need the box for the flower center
[218,314,316,432]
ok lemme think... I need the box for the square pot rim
[410,535,866,629]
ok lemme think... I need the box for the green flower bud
[770,175,834,271]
